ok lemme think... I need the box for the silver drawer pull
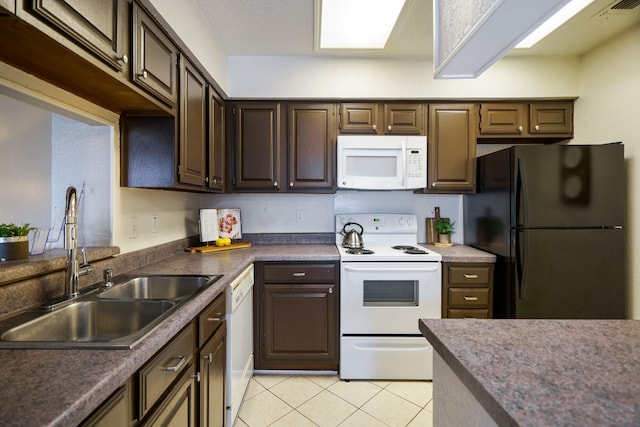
[204,353,213,362]
[463,296,479,301]
[207,313,223,322]
[293,272,306,277]
[165,355,186,372]
[464,274,479,279]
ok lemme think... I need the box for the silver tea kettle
[341,222,364,249]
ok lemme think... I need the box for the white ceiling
[194,0,640,59]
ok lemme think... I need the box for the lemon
[215,238,225,247]
[223,237,232,245]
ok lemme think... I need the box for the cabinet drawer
[198,293,226,348]
[448,265,491,285]
[139,323,196,417]
[448,287,489,307]
[447,308,489,319]
[263,263,336,284]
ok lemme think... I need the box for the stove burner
[346,248,374,255]
[391,245,427,255]
[404,248,427,254]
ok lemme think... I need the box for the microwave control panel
[407,149,424,178]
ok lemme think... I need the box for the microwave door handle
[401,140,407,187]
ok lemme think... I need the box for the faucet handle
[80,247,89,266]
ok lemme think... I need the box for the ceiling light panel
[320,0,406,49]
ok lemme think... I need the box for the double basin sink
[0,274,222,349]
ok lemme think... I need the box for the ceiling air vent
[610,0,640,9]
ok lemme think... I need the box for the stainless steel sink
[97,275,220,301]
[0,300,175,349]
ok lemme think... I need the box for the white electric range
[336,213,442,380]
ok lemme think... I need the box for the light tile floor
[234,374,434,427]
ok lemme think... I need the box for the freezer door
[515,145,625,227]
[514,228,625,318]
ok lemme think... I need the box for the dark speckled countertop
[0,244,338,427]
[419,319,640,427]
[0,241,492,426]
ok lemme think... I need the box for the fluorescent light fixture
[319,0,406,49]
[516,0,594,48]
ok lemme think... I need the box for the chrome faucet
[64,186,92,298]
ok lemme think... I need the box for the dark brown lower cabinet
[80,384,130,427]
[256,262,339,370]
[199,323,226,427]
[142,363,198,426]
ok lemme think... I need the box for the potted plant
[0,223,35,261]
[435,219,455,244]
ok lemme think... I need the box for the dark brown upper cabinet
[132,1,178,107]
[339,103,379,134]
[339,102,425,135]
[207,88,225,192]
[26,0,128,73]
[232,102,282,191]
[425,103,477,194]
[287,103,337,192]
[178,56,207,188]
[383,103,425,135]
[479,101,573,140]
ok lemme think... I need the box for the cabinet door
[233,102,282,191]
[261,283,338,370]
[81,385,129,427]
[287,103,337,191]
[529,102,573,135]
[28,0,126,72]
[383,103,425,135]
[479,103,525,135]
[199,324,226,427]
[179,56,207,187]
[208,88,225,192]
[339,103,379,133]
[143,364,197,427]
[426,104,477,193]
[132,2,178,107]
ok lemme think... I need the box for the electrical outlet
[129,216,137,239]
[296,210,304,223]
[151,215,159,233]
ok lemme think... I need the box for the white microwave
[337,135,427,190]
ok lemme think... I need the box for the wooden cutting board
[186,242,252,253]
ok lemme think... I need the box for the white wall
[0,94,51,229]
[227,55,580,98]
[575,26,640,319]
[149,0,229,94]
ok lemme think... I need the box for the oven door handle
[344,265,440,273]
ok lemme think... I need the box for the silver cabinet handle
[293,272,306,277]
[372,124,377,131]
[207,316,222,322]
[289,182,293,187]
[117,54,128,64]
[387,125,392,131]
[165,355,186,372]
[328,288,333,294]
[192,372,201,382]
[464,274,478,279]
[535,125,540,131]
[139,70,148,79]
[273,181,278,187]
[464,296,479,301]
[204,353,213,362]
[517,125,523,132]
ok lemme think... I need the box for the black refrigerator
[464,144,626,319]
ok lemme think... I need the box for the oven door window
[363,280,418,306]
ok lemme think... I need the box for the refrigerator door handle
[515,229,526,300]
[516,156,528,227]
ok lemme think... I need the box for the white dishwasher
[225,264,254,426]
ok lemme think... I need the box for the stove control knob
[399,217,405,225]
[407,217,414,225]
